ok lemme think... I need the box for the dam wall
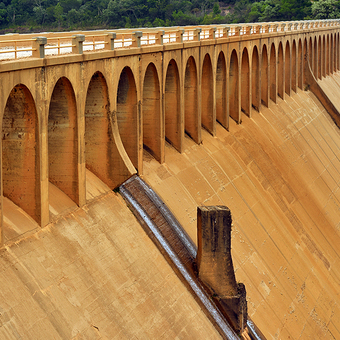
[143,88,340,339]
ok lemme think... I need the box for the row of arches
[1,31,340,236]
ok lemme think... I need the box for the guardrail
[0,19,339,61]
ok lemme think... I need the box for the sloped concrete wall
[143,89,340,339]
[0,180,223,339]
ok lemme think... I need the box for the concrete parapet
[196,206,247,334]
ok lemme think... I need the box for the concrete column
[72,34,85,54]
[104,32,116,50]
[197,206,247,334]
[157,30,164,45]
[33,37,47,58]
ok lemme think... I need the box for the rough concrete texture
[143,89,340,339]
[0,170,223,339]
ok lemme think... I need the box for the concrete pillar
[197,206,247,334]
[72,34,85,54]
[33,37,47,58]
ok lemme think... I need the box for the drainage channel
[120,175,239,340]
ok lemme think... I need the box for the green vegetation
[0,0,339,33]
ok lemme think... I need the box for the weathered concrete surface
[0,170,223,339]
[143,89,340,339]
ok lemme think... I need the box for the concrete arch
[278,42,284,99]
[2,84,41,224]
[270,43,276,103]
[117,66,138,169]
[142,62,161,162]
[285,41,291,96]
[292,40,297,92]
[184,56,199,143]
[229,49,239,122]
[85,71,115,188]
[165,59,181,152]
[261,44,269,107]
[216,51,227,128]
[298,39,303,89]
[252,46,260,111]
[318,36,322,79]
[48,77,79,205]
[241,48,250,116]
[201,53,214,133]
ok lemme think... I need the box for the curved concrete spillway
[143,89,340,339]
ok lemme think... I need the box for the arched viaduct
[1,20,339,242]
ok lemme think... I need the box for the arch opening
[143,63,161,161]
[2,84,41,223]
[318,36,322,80]
[298,39,303,89]
[252,46,260,111]
[261,45,269,107]
[85,72,115,188]
[117,67,138,169]
[285,41,290,96]
[313,36,318,77]
[229,50,239,122]
[48,77,78,204]
[278,42,284,99]
[270,43,276,103]
[216,52,227,128]
[184,56,199,142]
[241,48,250,116]
[201,53,214,133]
[165,59,181,152]
[292,41,297,92]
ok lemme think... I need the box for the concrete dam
[0,20,340,339]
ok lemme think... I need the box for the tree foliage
[0,0,337,32]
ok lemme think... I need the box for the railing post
[210,27,217,39]
[178,29,184,43]
[263,24,269,33]
[280,23,286,32]
[234,25,241,36]
[271,23,278,33]
[195,28,202,42]
[293,22,299,31]
[72,34,85,54]
[33,36,47,58]
[157,30,164,45]
[287,23,292,31]
[223,26,230,38]
[253,24,261,34]
[133,31,143,47]
[244,25,252,35]
[104,32,116,50]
